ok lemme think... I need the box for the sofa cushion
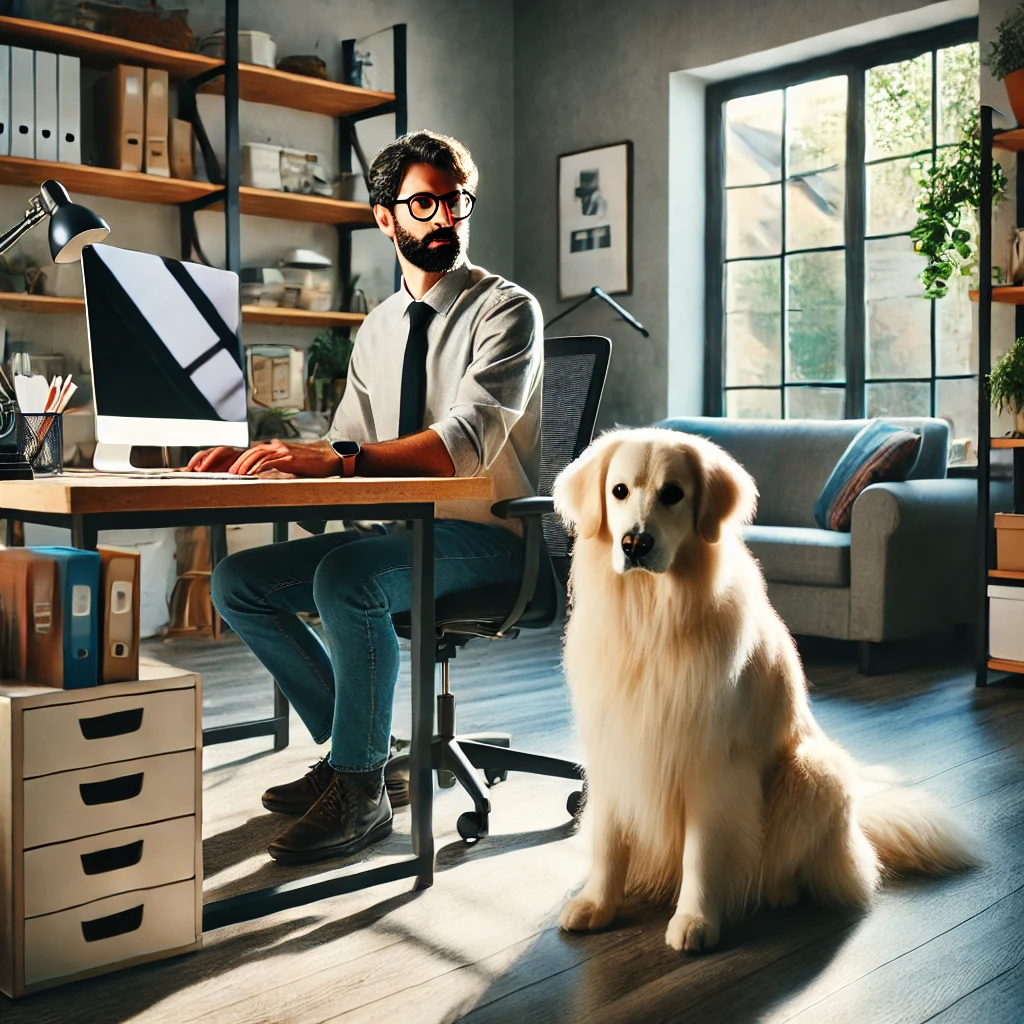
[813,421,922,531]
[742,525,851,587]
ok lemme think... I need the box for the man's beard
[395,223,465,274]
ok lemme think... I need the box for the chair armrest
[490,496,555,519]
[849,478,977,641]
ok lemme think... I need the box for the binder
[0,46,10,157]
[10,46,34,159]
[57,53,80,164]
[97,545,140,683]
[0,551,30,680]
[34,49,57,161]
[94,64,144,171]
[143,67,170,176]
[170,117,193,180]
[26,547,100,689]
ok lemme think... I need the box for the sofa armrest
[849,478,977,642]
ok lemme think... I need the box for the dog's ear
[553,434,617,541]
[695,443,758,544]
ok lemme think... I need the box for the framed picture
[558,141,633,301]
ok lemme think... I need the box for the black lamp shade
[49,203,110,264]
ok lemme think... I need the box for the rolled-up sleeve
[325,329,376,443]
[429,290,542,477]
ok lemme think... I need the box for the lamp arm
[544,285,650,337]
[543,288,598,330]
[0,194,46,258]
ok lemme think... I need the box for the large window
[705,21,979,456]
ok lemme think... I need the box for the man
[188,130,543,865]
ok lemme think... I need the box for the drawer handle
[79,708,144,740]
[79,772,144,806]
[80,904,144,943]
[80,839,144,876]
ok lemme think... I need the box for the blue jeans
[210,521,524,771]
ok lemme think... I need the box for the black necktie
[399,301,434,437]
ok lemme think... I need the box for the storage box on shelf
[0,659,202,998]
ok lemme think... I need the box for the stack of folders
[0,545,141,689]
[0,46,80,163]
[94,64,171,175]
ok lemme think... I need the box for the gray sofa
[657,417,976,659]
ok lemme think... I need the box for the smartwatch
[331,440,362,477]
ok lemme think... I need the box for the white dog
[553,428,974,953]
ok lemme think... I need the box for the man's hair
[367,130,478,209]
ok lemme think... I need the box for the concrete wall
[512,0,974,430]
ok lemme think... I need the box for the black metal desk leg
[272,520,291,750]
[411,509,435,888]
[71,515,98,551]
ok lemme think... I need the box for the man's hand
[185,446,243,472]
[185,440,341,477]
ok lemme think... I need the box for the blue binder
[30,546,100,689]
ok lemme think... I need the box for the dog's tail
[856,785,977,876]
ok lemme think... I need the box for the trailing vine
[910,110,1007,299]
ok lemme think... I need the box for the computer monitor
[82,244,249,469]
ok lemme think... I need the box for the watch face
[332,441,361,457]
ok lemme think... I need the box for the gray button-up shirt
[327,262,543,533]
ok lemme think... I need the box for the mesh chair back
[541,336,611,566]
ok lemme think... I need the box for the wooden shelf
[0,15,395,118]
[994,128,1024,152]
[969,286,1024,304]
[987,657,1024,674]
[240,306,365,328]
[0,293,366,329]
[235,187,375,226]
[989,569,1024,580]
[991,438,1024,448]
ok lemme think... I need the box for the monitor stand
[93,443,159,473]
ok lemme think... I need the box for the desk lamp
[0,180,110,479]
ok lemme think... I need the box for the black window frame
[703,17,979,422]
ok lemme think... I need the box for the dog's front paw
[665,911,720,953]
[560,896,616,933]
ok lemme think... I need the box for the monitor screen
[82,244,249,448]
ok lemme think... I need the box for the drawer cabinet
[0,660,203,998]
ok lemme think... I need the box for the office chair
[391,335,611,842]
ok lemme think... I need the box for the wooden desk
[0,472,493,930]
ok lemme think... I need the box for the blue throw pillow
[813,421,922,532]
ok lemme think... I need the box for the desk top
[0,473,493,515]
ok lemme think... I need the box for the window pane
[786,386,846,419]
[726,389,781,419]
[936,271,977,376]
[936,377,978,463]
[787,171,844,249]
[866,52,932,160]
[787,76,847,176]
[866,236,931,379]
[725,91,783,186]
[867,157,922,236]
[726,259,781,386]
[786,251,845,382]
[938,43,980,146]
[726,185,782,258]
[866,381,931,418]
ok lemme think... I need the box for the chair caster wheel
[485,769,508,787]
[436,769,456,789]
[457,811,488,843]
[567,787,587,818]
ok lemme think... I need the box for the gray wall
[512,0,961,430]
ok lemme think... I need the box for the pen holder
[16,412,63,476]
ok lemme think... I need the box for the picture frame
[558,141,633,301]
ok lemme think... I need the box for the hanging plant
[910,110,1007,299]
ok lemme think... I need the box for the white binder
[10,46,34,158]
[57,54,80,164]
[0,47,10,157]
[34,49,57,162]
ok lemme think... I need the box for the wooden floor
[5,621,1024,1023]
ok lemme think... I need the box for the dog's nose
[621,532,654,560]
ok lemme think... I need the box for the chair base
[432,692,585,842]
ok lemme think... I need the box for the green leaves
[910,110,1007,299]
[987,336,1024,414]
[986,1,1024,80]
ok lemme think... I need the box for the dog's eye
[659,483,684,506]
[611,483,629,500]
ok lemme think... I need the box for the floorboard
[2,622,1022,1024]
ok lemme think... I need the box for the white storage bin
[988,585,1024,661]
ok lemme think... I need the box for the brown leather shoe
[261,755,334,815]
[268,771,393,864]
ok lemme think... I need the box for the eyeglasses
[393,190,476,222]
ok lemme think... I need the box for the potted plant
[987,1,1024,125]
[988,336,1024,434]
[306,328,354,414]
